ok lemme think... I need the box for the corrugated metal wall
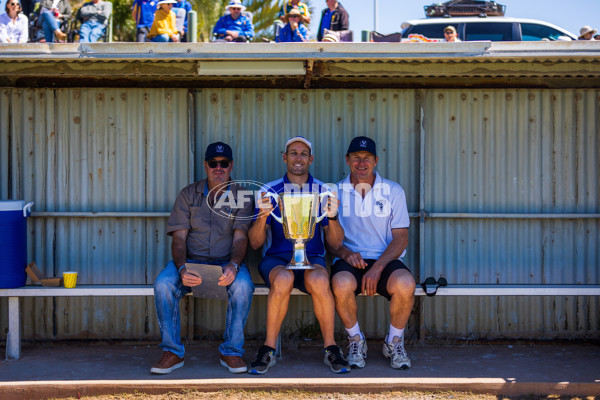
[1,87,598,342]
[420,89,599,339]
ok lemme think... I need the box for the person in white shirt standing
[329,136,415,370]
[0,0,28,43]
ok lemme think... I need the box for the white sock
[387,325,404,342]
[345,322,364,340]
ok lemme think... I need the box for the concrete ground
[1,340,599,399]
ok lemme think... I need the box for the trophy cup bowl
[265,190,334,269]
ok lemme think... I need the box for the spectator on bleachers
[317,0,348,42]
[578,25,596,40]
[76,0,111,43]
[0,0,28,43]
[132,0,156,42]
[39,0,71,42]
[146,0,179,42]
[276,7,307,43]
[172,0,191,41]
[213,0,253,42]
[443,25,460,42]
[277,0,309,25]
[595,34,600,40]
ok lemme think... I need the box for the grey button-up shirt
[167,179,254,262]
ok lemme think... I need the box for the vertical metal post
[418,97,426,343]
[107,14,113,42]
[7,297,20,360]
[188,10,198,42]
[373,0,378,32]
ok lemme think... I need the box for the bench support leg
[6,297,21,360]
[275,333,282,359]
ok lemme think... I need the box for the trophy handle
[264,192,283,224]
[316,190,335,223]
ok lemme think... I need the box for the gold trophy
[265,191,335,269]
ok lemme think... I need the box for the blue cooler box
[0,200,34,288]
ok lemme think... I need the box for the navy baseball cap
[205,142,233,161]
[346,136,377,157]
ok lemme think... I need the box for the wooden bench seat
[2,284,599,360]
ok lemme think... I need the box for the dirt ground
[50,390,598,400]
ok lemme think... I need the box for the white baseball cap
[285,136,312,154]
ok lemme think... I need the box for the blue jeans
[154,260,254,358]
[79,20,106,43]
[150,34,171,42]
[40,10,60,42]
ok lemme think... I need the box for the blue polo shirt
[319,9,333,37]
[254,173,330,257]
[213,14,254,40]
[132,0,157,28]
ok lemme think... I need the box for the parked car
[400,17,577,42]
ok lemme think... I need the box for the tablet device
[185,263,228,300]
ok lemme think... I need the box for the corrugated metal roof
[1,42,600,89]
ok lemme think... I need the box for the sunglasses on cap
[207,159,231,168]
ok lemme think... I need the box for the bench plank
[2,284,600,297]
[3,284,599,360]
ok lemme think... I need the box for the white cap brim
[285,136,312,153]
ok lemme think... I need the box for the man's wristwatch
[229,262,239,272]
[327,214,338,221]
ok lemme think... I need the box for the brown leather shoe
[54,29,66,41]
[220,354,247,373]
[150,351,184,374]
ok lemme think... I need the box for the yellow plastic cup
[63,271,78,288]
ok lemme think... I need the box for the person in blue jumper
[131,0,157,42]
[213,0,253,42]
[276,7,308,43]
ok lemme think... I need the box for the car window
[520,23,569,41]
[403,23,449,40]
[465,22,514,41]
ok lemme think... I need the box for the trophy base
[286,263,315,270]
[285,247,315,270]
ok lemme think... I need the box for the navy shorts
[258,254,326,294]
[330,259,411,300]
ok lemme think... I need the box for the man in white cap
[247,136,351,375]
[213,0,254,42]
[578,25,597,40]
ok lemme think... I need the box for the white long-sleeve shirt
[0,13,29,43]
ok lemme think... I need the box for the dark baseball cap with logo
[346,136,377,157]
[205,142,233,161]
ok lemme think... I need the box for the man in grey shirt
[151,142,255,375]
[76,0,111,42]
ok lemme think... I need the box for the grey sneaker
[248,345,276,375]
[382,336,411,369]
[324,345,351,374]
[346,334,367,368]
